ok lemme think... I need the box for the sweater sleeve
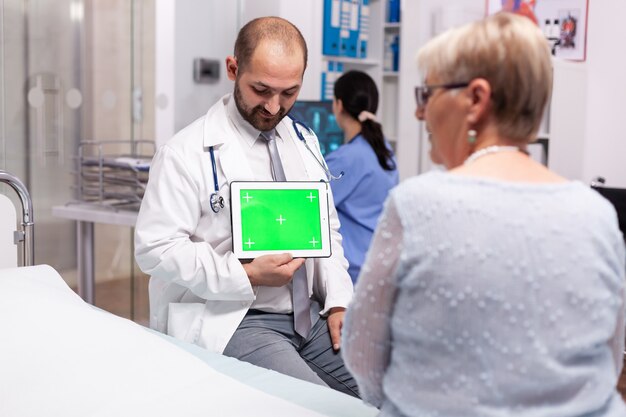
[342,195,403,407]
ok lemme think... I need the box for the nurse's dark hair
[234,16,308,74]
[334,71,396,171]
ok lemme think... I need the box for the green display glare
[240,189,322,251]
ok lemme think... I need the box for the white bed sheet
[0,265,377,417]
[148,329,378,417]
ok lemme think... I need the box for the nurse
[326,71,399,283]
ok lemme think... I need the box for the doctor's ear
[226,56,238,81]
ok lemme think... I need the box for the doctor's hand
[243,254,305,287]
[327,307,346,352]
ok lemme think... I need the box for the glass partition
[0,0,154,324]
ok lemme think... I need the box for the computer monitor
[289,101,343,156]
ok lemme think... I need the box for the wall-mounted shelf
[384,22,401,29]
[322,56,380,67]
[536,133,550,140]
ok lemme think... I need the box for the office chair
[591,177,626,240]
[591,177,626,357]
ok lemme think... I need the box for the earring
[468,129,477,144]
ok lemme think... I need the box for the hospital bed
[0,171,377,417]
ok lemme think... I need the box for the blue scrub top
[325,134,399,283]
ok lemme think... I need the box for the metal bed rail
[0,170,34,266]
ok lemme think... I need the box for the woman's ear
[466,78,491,125]
[335,98,344,114]
[225,56,238,81]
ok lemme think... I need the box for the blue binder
[321,61,334,101]
[323,0,342,56]
[388,0,400,23]
[320,64,328,100]
[338,0,351,56]
[321,61,344,101]
[358,0,370,58]
[339,0,360,58]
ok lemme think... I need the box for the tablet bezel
[230,181,332,259]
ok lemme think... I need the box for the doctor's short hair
[234,16,308,74]
[417,12,552,143]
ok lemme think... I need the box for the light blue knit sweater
[344,171,626,417]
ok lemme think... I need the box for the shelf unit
[239,0,389,144]
[384,22,401,29]
[316,0,401,146]
[381,8,401,144]
[321,56,381,67]
[270,0,402,149]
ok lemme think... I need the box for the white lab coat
[135,94,353,353]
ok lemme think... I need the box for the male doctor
[135,17,358,396]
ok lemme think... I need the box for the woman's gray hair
[417,12,552,143]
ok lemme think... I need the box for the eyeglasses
[414,82,470,109]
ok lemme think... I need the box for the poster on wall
[486,0,589,61]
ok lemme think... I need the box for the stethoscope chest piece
[210,192,224,213]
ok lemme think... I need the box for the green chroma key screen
[239,188,322,252]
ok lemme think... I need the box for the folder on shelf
[358,0,370,58]
[338,0,359,58]
[391,34,400,71]
[338,0,349,56]
[321,61,344,101]
[388,0,400,23]
[323,0,342,56]
[321,61,332,100]
[337,62,344,77]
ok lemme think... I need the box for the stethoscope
[291,118,344,181]
[207,119,343,214]
[209,146,225,213]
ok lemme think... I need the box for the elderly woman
[342,12,626,417]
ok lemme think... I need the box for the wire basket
[76,140,155,211]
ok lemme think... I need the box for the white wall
[397,0,626,187]
[547,59,587,181]
[239,0,323,101]
[155,0,324,146]
[581,1,626,187]
[396,0,484,180]
[155,0,175,145]
[174,1,239,132]
[547,1,626,187]
[155,0,239,145]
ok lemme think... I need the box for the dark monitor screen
[289,101,343,156]
[592,186,626,240]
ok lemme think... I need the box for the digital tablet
[230,181,332,259]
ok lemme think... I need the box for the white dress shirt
[226,98,305,313]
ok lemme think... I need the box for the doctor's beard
[233,82,292,131]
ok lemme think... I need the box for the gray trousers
[222,307,359,398]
